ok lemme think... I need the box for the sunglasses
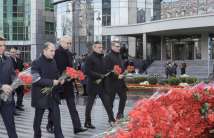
[114,45,120,48]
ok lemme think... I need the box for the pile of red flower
[105,82,214,138]
[65,67,85,81]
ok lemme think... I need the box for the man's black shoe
[84,123,96,129]
[46,124,54,133]
[74,127,87,134]
[109,120,116,127]
[14,112,20,116]
[116,113,124,120]
[16,106,24,111]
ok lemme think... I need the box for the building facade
[102,0,214,61]
[54,0,95,55]
[0,0,55,62]
[53,0,214,61]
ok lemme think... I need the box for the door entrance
[172,42,194,60]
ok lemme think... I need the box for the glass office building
[54,0,214,60]
[0,0,55,62]
[102,0,214,61]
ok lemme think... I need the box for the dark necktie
[0,56,3,63]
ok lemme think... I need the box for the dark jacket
[0,55,16,102]
[11,57,24,71]
[104,50,127,91]
[31,55,59,109]
[85,52,106,93]
[104,50,124,80]
[54,46,74,98]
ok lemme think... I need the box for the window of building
[45,22,55,35]
[45,0,54,12]
[136,37,143,58]
[3,0,30,41]
[12,21,27,40]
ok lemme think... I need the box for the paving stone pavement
[0,94,141,138]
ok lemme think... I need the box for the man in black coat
[31,42,64,138]
[104,41,127,119]
[84,41,115,129]
[0,36,18,138]
[46,36,87,134]
[10,47,25,111]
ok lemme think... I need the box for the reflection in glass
[3,0,30,41]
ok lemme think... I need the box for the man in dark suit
[46,36,87,134]
[84,41,115,129]
[0,36,18,138]
[31,42,64,138]
[104,41,127,120]
[10,47,25,111]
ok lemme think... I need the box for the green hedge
[125,75,198,85]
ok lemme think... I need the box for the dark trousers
[16,86,24,106]
[85,89,115,124]
[82,84,88,96]
[65,96,82,129]
[0,102,18,138]
[33,100,64,138]
[48,96,82,130]
[108,88,127,116]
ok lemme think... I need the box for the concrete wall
[102,14,214,36]
[201,32,208,60]
[128,37,136,57]
[31,0,55,61]
[128,0,137,24]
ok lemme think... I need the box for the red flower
[208,113,214,124]
[77,70,85,81]
[66,67,79,79]
[114,65,122,75]
[19,74,32,84]
[23,86,31,95]
[106,83,214,138]
[23,63,30,69]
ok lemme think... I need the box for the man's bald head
[59,35,72,50]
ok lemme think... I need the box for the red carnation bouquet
[41,67,85,95]
[102,82,214,138]
[65,67,85,81]
[0,68,40,102]
[95,65,124,84]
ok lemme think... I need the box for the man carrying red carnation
[104,41,128,120]
[46,36,87,134]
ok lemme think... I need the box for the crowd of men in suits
[0,35,127,138]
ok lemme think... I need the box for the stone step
[146,60,213,79]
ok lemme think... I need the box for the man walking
[10,47,24,111]
[104,41,127,119]
[31,42,64,138]
[84,41,115,129]
[0,36,18,138]
[46,36,87,134]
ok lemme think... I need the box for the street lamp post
[94,10,101,42]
